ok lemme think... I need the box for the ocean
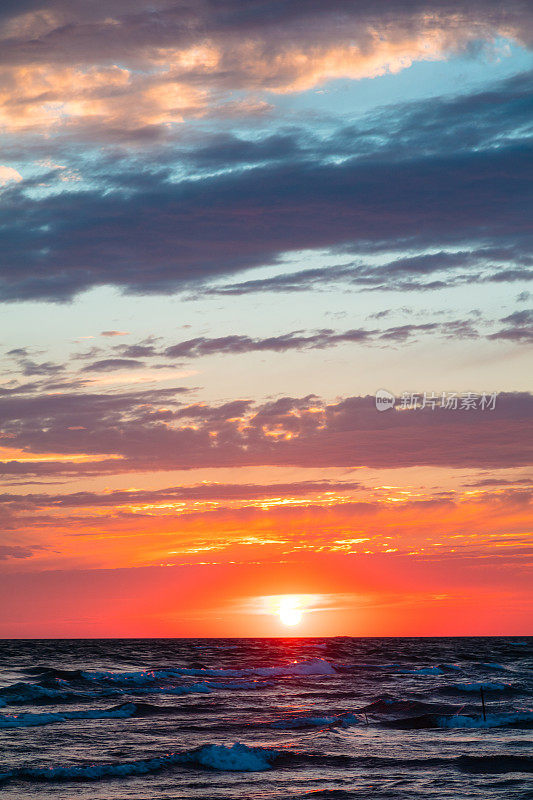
[0,637,531,799]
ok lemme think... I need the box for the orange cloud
[0,7,526,136]
[0,165,22,185]
[2,481,530,575]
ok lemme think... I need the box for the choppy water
[0,638,531,799]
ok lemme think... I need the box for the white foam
[17,743,278,780]
[0,703,136,728]
[438,710,533,728]
[192,743,273,771]
[83,658,336,683]
[182,658,336,678]
[25,756,177,780]
[82,669,184,685]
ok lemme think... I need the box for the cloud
[0,165,22,186]
[488,308,533,342]
[0,387,531,474]
[0,1,530,137]
[0,482,530,592]
[118,344,158,358]
[165,330,372,358]
[81,358,146,372]
[1,137,531,302]
[0,544,44,560]
[0,479,364,510]
[5,349,66,376]
[0,62,531,301]
[104,314,517,361]
[197,247,533,298]
[162,322,472,359]
[501,310,533,325]
[19,360,65,376]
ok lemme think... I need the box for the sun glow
[278,595,303,627]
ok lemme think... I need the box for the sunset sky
[0,0,532,638]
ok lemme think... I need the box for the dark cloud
[500,309,533,325]
[117,344,158,358]
[81,358,146,372]
[488,308,533,342]
[185,133,304,168]
[486,268,533,284]
[0,64,532,301]
[0,381,43,396]
[465,477,532,487]
[0,459,129,478]
[2,1,530,73]
[0,480,363,510]
[165,330,372,358]
[163,322,473,359]
[488,328,533,343]
[5,348,66,376]
[339,68,533,161]
[0,544,45,560]
[0,311,523,396]
[0,387,531,473]
[2,139,530,302]
[137,315,515,359]
[18,360,65,376]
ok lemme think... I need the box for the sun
[278,596,303,627]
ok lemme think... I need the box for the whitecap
[437,710,533,728]
[0,703,136,728]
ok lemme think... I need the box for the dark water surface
[0,637,531,799]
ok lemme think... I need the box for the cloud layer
[0,4,531,301]
[1,387,531,475]
[1,0,530,136]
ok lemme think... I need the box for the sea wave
[446,681,513,693]
[0,703,137,728]
[272,711,364,729]
[2,747,531,785]
[397,666,444,675]
[0,682,90,705]
[0,743,280,782]
[81,658,336,684]
[437,710,533,728]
